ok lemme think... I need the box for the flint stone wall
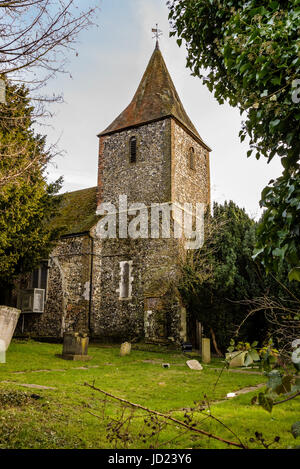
[172,120,210,207]
[15,235,93,338]
[94,119,183,343]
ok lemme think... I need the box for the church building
[14,43,211,344]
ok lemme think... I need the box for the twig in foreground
[84,382,248,449]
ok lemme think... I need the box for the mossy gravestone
[62,332,91,361]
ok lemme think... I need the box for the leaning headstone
[202,338,211,364]
[225,351,247,367]
[186,360,203,371]
[0,339,5,364]
[120,342,131,356]
[0,306,21,351]
[61,332,91,361]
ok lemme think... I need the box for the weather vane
[152,24,163,49]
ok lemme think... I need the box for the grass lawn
[0,340,298,449]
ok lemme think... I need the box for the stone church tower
[92,44,211,344]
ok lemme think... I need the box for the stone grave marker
[186,360,203,371]
[0,306,21,362]
[120,342,131,356]
[0,339,5,364]
[61,332,91,361]
[202,338,211,364]
[225,351,247,367]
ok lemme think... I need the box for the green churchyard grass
[0,340,298,449]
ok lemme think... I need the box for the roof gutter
[88,234,94,335]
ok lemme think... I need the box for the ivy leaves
[253,370,300,414]
[227,338,300,426]
[254,171,300,280]
[227,340,261,367]
[168,0,300,280]
[168,0,300,167]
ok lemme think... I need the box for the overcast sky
[43,0,283,220]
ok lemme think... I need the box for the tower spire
[98,42,210,150]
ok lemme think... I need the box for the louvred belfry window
[130,137,137,163]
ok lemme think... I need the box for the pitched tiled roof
[99,46,209,147]
[51,186,99,236]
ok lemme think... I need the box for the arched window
[130,136,137,164]
[189,147,195,170]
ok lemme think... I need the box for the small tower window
[130,137,137,164]
[119,261,133,299]
[189,147,195,170]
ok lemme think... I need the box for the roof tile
[99,46,204,143]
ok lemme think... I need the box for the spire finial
[152,24,163,49]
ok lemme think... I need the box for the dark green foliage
[291,422,300,439]
[254,171,300,281]
[179,200,300,352]
[179,201,267,351]
[0,389,39,408]
[0,81,63,286]
[168,0,300,278]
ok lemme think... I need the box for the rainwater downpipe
[88,235,94,335]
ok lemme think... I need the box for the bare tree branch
[0,1,98,186]
[0,1,98,77]
[84,382,248,449]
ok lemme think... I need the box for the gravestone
[120,342,131,356]
[62,332,91,361]
[0,306,21,352]
[0,339,5,364]
[225,351,247,367]
[186,360,203,371]
[202,338,211,364]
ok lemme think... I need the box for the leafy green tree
[179,201,267,352]
[0,81,62,288]
[168,0,300,279]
